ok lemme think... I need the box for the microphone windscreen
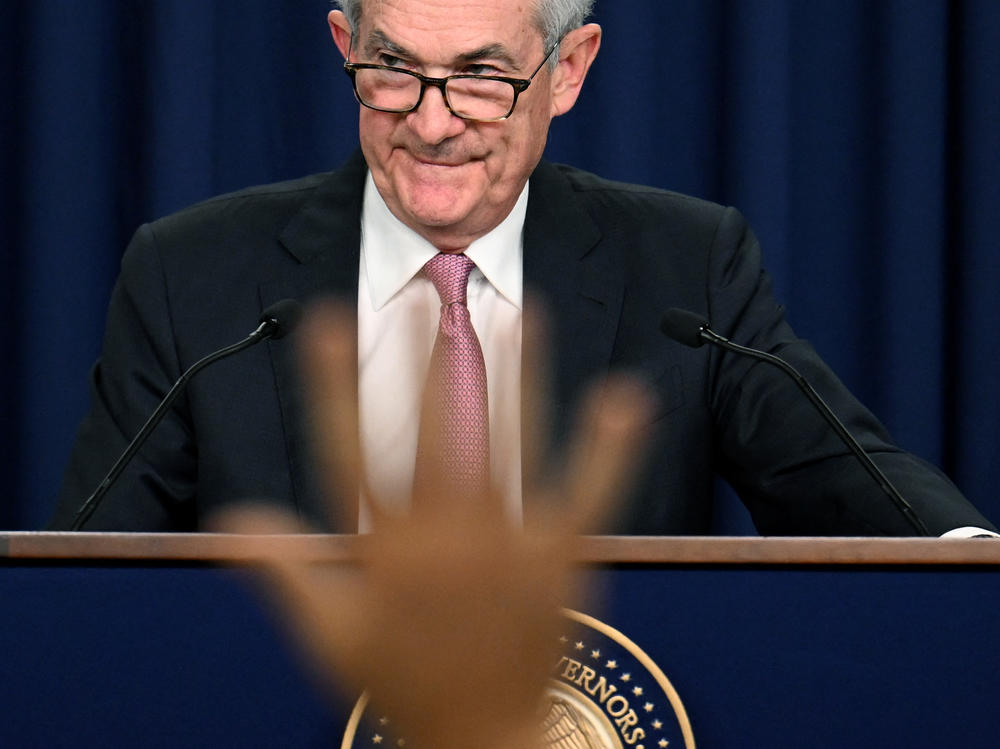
[660,308,708,348]
[260,299,303,340]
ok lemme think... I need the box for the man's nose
[405,85,467,144]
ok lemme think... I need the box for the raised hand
[216,300,652,749]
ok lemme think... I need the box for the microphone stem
[71,327,271,531]
[700,328,931,537]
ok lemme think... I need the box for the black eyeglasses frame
[342,41,560,122]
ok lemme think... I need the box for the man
[49,0,996,535]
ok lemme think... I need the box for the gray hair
[333,0,594,64]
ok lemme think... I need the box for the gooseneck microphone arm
[71,299,302,531]
[660,308,930,536]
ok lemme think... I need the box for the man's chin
[406,205,474,231]
[399,192,481,231]
[387,170,493,241]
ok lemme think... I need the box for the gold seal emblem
[341,609,695,748]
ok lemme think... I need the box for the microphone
[70,299,303,531]
[659,308,930,536]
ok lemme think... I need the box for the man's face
[333,0,558,250]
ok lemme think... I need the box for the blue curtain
[4,1,998,532]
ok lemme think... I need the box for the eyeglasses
[343,42,559,122]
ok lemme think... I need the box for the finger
[411,368,451,513]
[212,504,368,685]
[207,502,312,535]
[519,294,553,494]
[555,373,655,536]
[299,300,366,531]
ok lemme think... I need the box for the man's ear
[550,23,602,117]
[328,10,353,59]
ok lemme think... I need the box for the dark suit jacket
[50,151,996,534]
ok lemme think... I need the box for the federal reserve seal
[341,609,695,748]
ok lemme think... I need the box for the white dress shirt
[356,172,525,530]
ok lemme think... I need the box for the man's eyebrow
[456,45,520,71]
[362,31,520,71]
[362,30,412,59]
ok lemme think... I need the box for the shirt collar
[361,172,526,310]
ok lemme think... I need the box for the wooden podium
[2,534,998,748]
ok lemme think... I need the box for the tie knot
[423,252,475,306]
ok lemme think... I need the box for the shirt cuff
[940,526,1000,539]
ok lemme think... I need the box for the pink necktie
[415,252,490,496]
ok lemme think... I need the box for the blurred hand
[215,301,652,749]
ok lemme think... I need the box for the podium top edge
[2,532,1000,566]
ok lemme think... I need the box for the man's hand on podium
[213,301,653,749]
